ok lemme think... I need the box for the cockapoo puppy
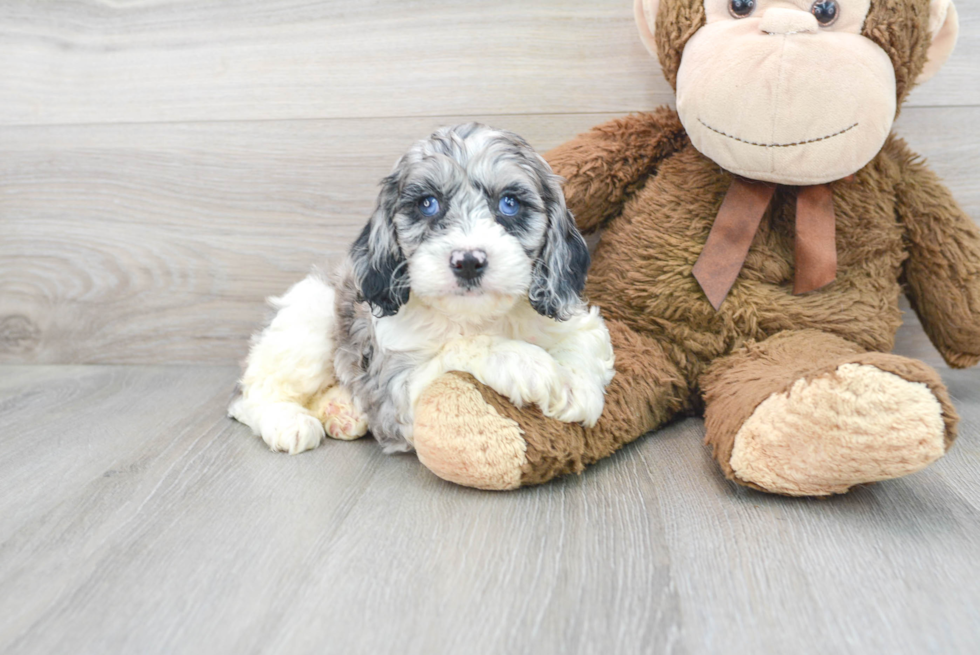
[229,124,615,456]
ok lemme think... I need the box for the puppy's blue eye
[418,196,440,217]
[498,195,520,216]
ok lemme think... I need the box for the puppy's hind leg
[230,274,338,454]
[309,386,369,441]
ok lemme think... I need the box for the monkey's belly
[586,203,905,366]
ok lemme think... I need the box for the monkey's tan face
[676,0,896,185]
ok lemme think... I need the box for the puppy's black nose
[450,249,487,281]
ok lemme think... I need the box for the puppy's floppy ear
[349,171,410,318]
[528,161,591,321]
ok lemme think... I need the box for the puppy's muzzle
[450,249,487,283]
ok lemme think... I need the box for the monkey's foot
[413,373,529,490]
[729,363,948,496]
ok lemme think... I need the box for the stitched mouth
[698,119,859,149]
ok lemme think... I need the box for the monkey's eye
[811,0,839,26]
[498,195,520,216]
[418,196,440,217]
[728,0,755,18]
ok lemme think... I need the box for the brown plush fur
[497,104,976,490]
[896,149,980,368]
[412,0,980,494]
[864,0,933,107]
[654,0,705,90]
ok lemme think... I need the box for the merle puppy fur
[231,124,614,456]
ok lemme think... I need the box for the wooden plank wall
[1,1,977,365]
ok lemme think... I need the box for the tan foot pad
[731,363,947,496]
[414,373,527,491]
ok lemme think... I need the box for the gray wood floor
[1,359,978,655]
[2,1,979,653]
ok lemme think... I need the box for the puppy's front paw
[545,375,605,427]
[483,344,605,426]
[258,404,326,454]
[482,341,559,409]
[311,386,369,441]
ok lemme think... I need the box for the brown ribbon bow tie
[692,177,839,311]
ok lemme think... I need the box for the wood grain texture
[0,363,977,654]
[0,113,615,364]
[0,0,668,126]
[0,0,975,128]
[2,107,979,365]
[0,365,682,655]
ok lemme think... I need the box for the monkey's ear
[634,0,659,59]
[633,0,704,89]
[917,0,959,84]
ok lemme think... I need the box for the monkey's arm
[545,107,688,235]
[897,149,980,369]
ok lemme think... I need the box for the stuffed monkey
[410,0,979,495]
